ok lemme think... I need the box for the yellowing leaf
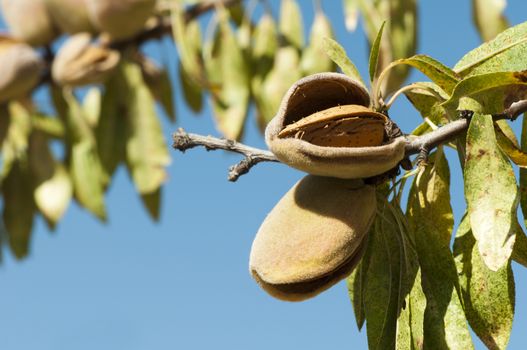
[495,121,527,167]
[300,11,335,75]
[322,38,365,87]
[465,113,518,271]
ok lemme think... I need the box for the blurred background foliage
[0,0,511,259]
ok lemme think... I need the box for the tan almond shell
[266,73,406,179]
[249,175,376,301]
[0,38,44,103]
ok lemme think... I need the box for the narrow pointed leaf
[407,150,474,349]
[472,0,509,42]
[300,11,335,75]
[211,9,251,140]
[454,214,515,350]
[369,21,386,83]
[322,38,365,87]
[82,88,101,127]
[279,0,304,50]
[179,62,203,113]
[465,113,518,271]
[454,21,527,76]
[391,55,459,94]
[519,111,527,223]
[512,222,527,267]
[140,188,162,221]
[1,102,32,178]
[171,5,203,80]
[121,61,171,195]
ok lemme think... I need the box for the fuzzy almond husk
[265,73,406,179]
[250,175,375,301]
[1,0,58,46]
[52,33,120,87]
[87,0,156,41]
[44,0,96,35]
[0,37,44,103]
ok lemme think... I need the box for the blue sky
[1,1,527,349]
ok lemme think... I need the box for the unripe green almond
[52,33,120,86]
[250,175,375,302]
[44,0,96,35]
[87,0,156,41]
[1,0,57,46]
[0,37,44,103]
[266,73,406,179]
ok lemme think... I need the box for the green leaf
[407,150,474,349]
[347,247,367,330]
[454,214,515,350]
[82,87,101,127]
[512,222,527,268]
[300,11,336,75]
[179,61,203,113]
[120,61,171,195]
[2,160,35,259]
[29,131,72,225]
[141,59,176,123]
[210,8,251,140]
[369,20,386,83]
[171,4,203,80]
[495,121,527,167]
[465,113,518,271]
[258,46,302,130]
[322,38,365,87]
[62,90,107,221]
[140,188,162,222]
[96,69,128,182]
[279,0,304,50]
[362,203,401,349]
[442,71,527,114]
[519,112,527,224]
[390,55,460,94]
[454,21,527,76]
[1,102,32,178]
[472,0,509,42]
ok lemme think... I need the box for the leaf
[171,4,203,80]
[369,20,386,83]
[407,150,474,349]
[442,71,527,114]
[29,131,72,225]
[362,203,401,349]
[472,0,509,42]
[179,61,203,113]
[454,214,515,350]
[347,244,368,330]
[62,90,107,221]
[210,8,251,140]
[390,55,460,94]
[279,0,304,50]
[82,87,101,127]
[519,112,527,223]
[140,57,176,122]
[300,10,336,75]
[2,160,35,259]
[343,0,359,31]
[120,61,171,195]
[140,188,162,221]
[512,222,527,268]
[1,102,32,178]
[454,21,527,76]
[96,69,128,182]
[465,113,518,271]
[404,82,450,125]
[495,121,527,167]
[258,46,302,130]
[322,38,365,87]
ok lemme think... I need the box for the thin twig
[172,128,279,182]
[173,99,527,181]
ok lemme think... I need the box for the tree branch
[172,128,279,182]
[174,100,527,181]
